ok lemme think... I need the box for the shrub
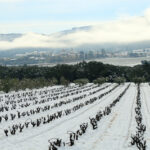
[73,78,89,86]
[93,77,106,85]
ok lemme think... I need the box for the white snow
[0,83,149,150]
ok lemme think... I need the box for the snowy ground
[0,83,149,150]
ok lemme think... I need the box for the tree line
[0,61,149,92]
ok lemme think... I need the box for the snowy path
[66,84,137,150]
[140,83,150,149]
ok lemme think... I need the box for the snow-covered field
[0,83,149,150]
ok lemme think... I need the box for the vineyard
[0,83,150,150]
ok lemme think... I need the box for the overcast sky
[0,0,150,34]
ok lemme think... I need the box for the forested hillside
[0,61,150,92]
